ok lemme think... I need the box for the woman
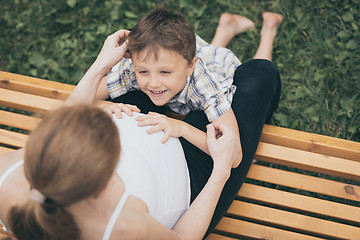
[0,104,239,240]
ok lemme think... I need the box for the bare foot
[254,12,283,61]
[261,12,283,36]
[218,13,255,37]
[211,13,255,47]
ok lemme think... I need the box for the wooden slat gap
[254,161,360,186]
[214,217,324,240]
[226,202,359,240]
[246,164,360,202]
[238,182,360,224]
[245,177,360,207]
[261,124,360,162]
[255,142,360,181]
[236,195,360,227]
[223,213,331,240]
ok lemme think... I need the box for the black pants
[110,59,281,238]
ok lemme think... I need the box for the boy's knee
[233,59,280,95]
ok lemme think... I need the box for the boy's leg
[181,59,281,238]
[207,59,281,237]
[210,13,255,48]
[253,12,283,61]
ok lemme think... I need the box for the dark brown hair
[128,6,196,65]
[8,105,120,240]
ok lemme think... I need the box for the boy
[95,7,283,167]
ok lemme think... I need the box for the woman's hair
[8,105,120,240]
[128,6,196,65]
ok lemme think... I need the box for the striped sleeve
[190,58,236,121]
[106,58,139,99]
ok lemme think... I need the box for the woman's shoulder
[0,149,29,231]
[0,149,24,178]
[113,209,150,239]
[114,208,178,239]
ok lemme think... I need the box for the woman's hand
[206,123,241,178]
[64,30,130,106]
[93,29,130,75]
[94,100,140,118]
[136,112,184,144]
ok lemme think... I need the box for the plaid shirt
[107,35,241,121]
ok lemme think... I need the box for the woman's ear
[187,56,197,76]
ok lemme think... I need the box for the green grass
[1,0,359,141]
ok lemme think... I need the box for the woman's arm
[128,123,240,240]
[65,29,140,117]
[95,76,110,100]
[171,123,240,239]
[211,108,242,168]
[65,30,130,106]
[0,149,25,176]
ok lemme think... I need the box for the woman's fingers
[207,123,241,169]
[111,29,130,46]
[206,124,216,143]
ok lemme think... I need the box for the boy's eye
[139,71,148,74]
[160,71,171,74]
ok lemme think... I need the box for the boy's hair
[128,6,196,65]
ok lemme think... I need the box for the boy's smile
[132,47,196,106]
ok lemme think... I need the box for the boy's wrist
[180,121,192,138]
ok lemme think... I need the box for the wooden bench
[1,70,359,240]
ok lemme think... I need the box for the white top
[114,112,191,229]
[102,190,130,240]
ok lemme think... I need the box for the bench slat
[206,233,236,240]
[0,70,74,100]
[0,110,41,131]
[256,142,360,181]
[238,183,360,223]
[0,146,15,154]
[0,88,63,115]
[0,129,28,148]
[214,217,323,240]
[227,201,360,239]
[247,164,360,201]
[261,124,360,162]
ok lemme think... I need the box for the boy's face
[132,47,196,106]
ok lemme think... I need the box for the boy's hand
[136,112,184,144]
[95,100,140,118]
[207,123,241,173]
